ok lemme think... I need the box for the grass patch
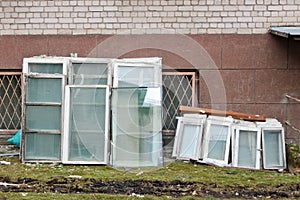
[0,157,298,189]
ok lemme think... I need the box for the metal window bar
[162,72,196,132]
[0,72,22,130]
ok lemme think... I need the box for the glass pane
[68,87,107,162]
[29,63,63,74]
[117,66,156,87]
[27,78,62,103]
[238,130,257,168]
[113,133,163,167]
[111,87,163,167]
[112,88,161,134]
[26,106,61,131]
[263,130,284,168]
[207,124,229,161]
[72,63,109,85]
[179,124,201,159]
[25,133,60,160]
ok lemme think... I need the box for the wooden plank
[179,106,266,122]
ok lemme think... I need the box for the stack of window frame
[172,115,286,170]
[22,56,163,167]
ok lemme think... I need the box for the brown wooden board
[179,106,266,122]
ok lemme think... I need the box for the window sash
[202,117,232,165]
[68,58,112,86]
[111,87,163,167]
[172,115,206,160]
[112,58,162,88]
[262,127,286,169]
[22,58,67,162]
[62,85,110,164]
[233,126,261,169]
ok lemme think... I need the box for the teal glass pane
[72,63,108,85]
[27,78,62,103]
[117,66,156,87]
[25,133,60,160]
[68,87,107,162]
[28,63,63,74]
[26,106,61,131]
[179,124,201,159]
[207,125,229,161]
[263,130,284,168]
[111,87,163,167]
[238,130,257,168]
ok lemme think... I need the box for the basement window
[162,71,197,132]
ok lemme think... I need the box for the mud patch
[0,176,299,199]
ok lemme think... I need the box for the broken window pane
[64,86,109,163]
[263,129,286,169]
[28,63,63,74]
[27,78,62,103]
[111,87,163,167]
[25,133,60,160]
[26,106,61,131]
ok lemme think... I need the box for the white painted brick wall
[0,0,300,35]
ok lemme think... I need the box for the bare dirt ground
[0,176,299,199]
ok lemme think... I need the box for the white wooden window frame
[62,85,110,164]
[112,58,162,88]
[23,57,69,75]
[172,116,183,158]
[68,58,112,86]
[232,126,262,170]
[22,58,68,163]
[202,116,233,165]
[262,127,286,169]
[172,114,206,159]
[110,87,163,168]
[173,115,206,161]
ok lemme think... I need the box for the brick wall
[1,0,300,35]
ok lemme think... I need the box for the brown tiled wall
[0,34,299,144]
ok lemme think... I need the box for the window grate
[162,72,197,131]
[0,73,22,130]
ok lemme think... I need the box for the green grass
[0,157,299,199]
[0,157,298,188]
[0,193,205,200]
